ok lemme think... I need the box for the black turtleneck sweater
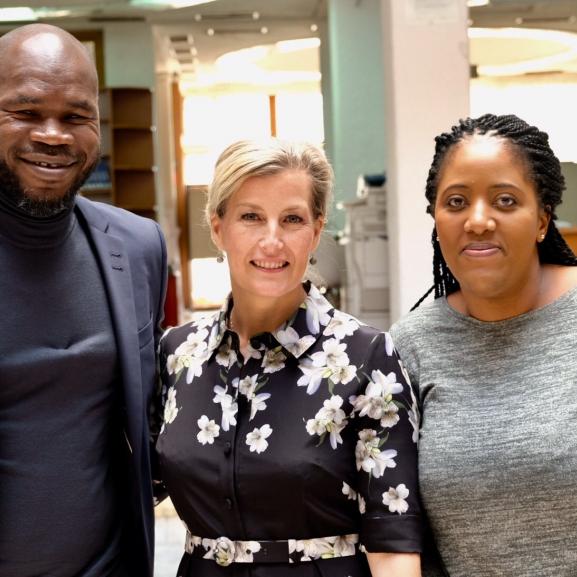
[0,195,126,577]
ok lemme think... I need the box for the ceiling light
[310,23,318,32]
[260,26,268,35]
[470,27,577,76]
[0,7,36,21]
[130,0,217,8]
[206,28,215,36]
[252,11,260,20]
[467,0,489,6]
[276,38,321,53]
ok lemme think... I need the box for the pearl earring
[216,252,225,263]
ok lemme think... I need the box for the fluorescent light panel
[0,7,37,21]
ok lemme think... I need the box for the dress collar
[204,283,336,360]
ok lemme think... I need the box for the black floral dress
[152,284,423,577]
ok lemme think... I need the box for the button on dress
[153,284,423,576]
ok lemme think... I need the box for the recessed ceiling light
[0,7,36,21]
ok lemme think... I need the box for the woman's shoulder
[390,299,447,341]
[160,310,222,352]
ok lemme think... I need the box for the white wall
[381,0,470,321]
[103,23,155,87]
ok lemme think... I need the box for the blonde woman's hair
[206,138,334,225]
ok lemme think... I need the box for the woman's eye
[241,212,260,221]
[285,214,304,224]
[446,196,466,209]
[496,195,516,208]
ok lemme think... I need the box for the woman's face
[211,169,323,303]
[434,134,550,302]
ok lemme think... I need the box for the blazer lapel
[75,200,143,460]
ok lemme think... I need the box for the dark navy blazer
[76,197,167,577]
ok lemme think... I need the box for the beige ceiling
[2,1,577,77]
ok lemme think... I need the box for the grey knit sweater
[391,289,577,577]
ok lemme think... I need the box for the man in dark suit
[0,23,167,577]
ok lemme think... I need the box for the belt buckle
[214,536,236,567]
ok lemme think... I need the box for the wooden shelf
[87,88,156,216]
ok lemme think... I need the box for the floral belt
[185,531,361,566]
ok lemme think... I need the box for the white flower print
[261,348,286,373]
[355,429,397,478]
[233,541,261,562]
[342,482,358,501]
[193,313,217,331]
[384,331,394,356]
[215,336,237,368]
[232,375,271,420]
[162,386,179,428]
[328,364,357,386]
[213,385,238,431]
[196,415,220,445]
[249,392,271,420]
[379,403,400,428]
[171,329,211,383]
[358,494,366,514]
[311,338,350,370]
[297,358,326,395]
[184,533,202,553]
[324,310,360,340]
[207,320,223,352]
[234,375,259,398]
[382,483,410,514]
[174,328,209,358]
[351,369,403,428]
[370,369,404,397]
[276,326,316,357]
[244,341,263,361]
[333,534,358,557]
[305,395,348,449]
[246,424,273,453]
[289,537,333,560]
[184,354,209,383]
[165,353,179,375]
[304,285,333,334]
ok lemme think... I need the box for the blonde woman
[153,139,422,577]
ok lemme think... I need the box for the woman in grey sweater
[390,114,577,577]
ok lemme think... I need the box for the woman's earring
[216,252,225,263]
[539,233,546,242]
[309,254,317,265]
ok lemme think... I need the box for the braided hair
[411,113,577,311]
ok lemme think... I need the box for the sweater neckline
[439,283,577,329]
[0,192,76,249]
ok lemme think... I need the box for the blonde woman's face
[211,169,323,302]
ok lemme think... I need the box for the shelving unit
[81,87,157,219]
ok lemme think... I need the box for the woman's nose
[259,223,284,252]
[464,200,496,234]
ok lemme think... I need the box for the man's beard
[0,155,99,218]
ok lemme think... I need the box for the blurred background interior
[2,0,577,573]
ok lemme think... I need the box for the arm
[351,330,423,562]
[367,551,421,577]
[150,221,169,504]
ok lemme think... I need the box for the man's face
[0,33,100,217]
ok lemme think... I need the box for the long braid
[413,114,577,308]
